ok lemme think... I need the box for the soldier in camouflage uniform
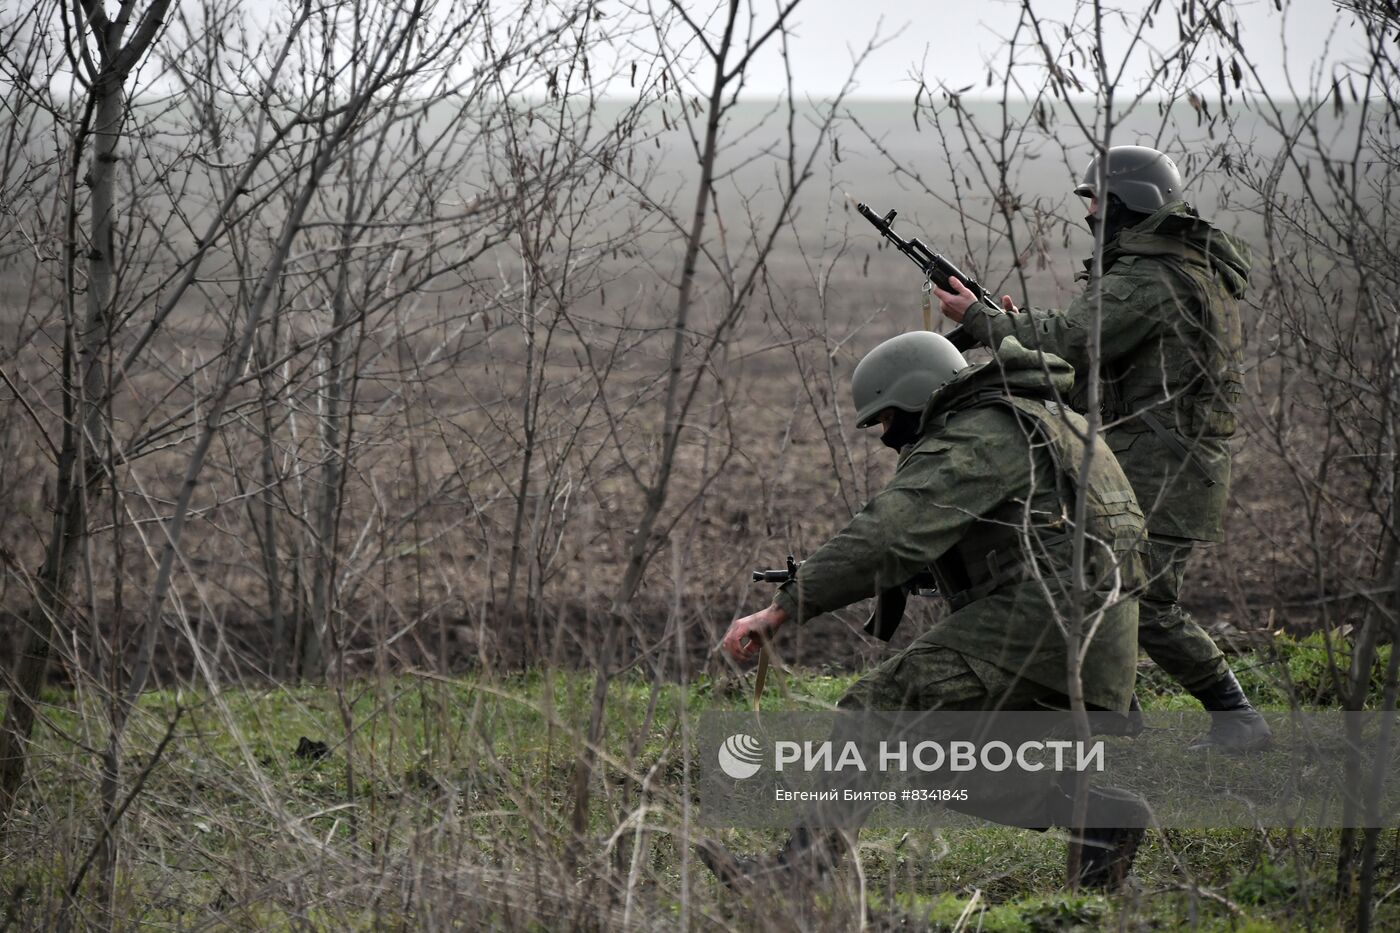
[702,332,1149,891]
[936,145,1270,752]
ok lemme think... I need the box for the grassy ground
[3,634,1397,930]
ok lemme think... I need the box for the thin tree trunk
[304,222,356,679]
[570,0,740,856]
[0,65,124,828]
[504,231,539,615]
[256,362,287,677]
[0,0,177,833]
[1354,377,1400,931]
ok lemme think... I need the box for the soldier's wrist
[962,300,1002,345]
[772,587,804,625]
[966,299,1001,322]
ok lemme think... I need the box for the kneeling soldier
[703,332,1148,891]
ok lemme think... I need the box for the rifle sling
[753,646,770,712]
[1136,410,1216,488]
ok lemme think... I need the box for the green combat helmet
[851,331,966,428]
[1073,145,1183,212]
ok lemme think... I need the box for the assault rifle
[751,554,938,643]
[751,555,800,584]
[853,199,997,352]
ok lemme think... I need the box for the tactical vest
[929,395,1146,612]
[1100,253,1244,441]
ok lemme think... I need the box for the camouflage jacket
[773,338,1143,711]
[961,202,1252,541]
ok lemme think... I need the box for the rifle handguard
[751,554,801,585]
[752,569,794,583]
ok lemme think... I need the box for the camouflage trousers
[1137,534,1230,693]
[837,641,1055,714]
[797,642,1077,830]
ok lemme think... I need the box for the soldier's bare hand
[721,604,788,664]
[933,277,977,323]
[1000,294,1019,313]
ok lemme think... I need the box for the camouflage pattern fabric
[1138,534,1230,692]
[958,201,1252,695]
[960,200,1251,543]
[801,647,1076,830]
[774,337,1142,712]
[837,644,1053,714]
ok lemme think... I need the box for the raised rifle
[853,199,996,352]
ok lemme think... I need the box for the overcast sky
[691,0,1374,99]
[87,0,1378,104]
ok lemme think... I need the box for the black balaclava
[880,409,924,451]
[1085,194,1150,245]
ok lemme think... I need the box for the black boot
[697,827,843,889]
[1187,670,1272,752]
[1076,825,1145,891]
[1068,787,1150,892]
[695,839,763,889]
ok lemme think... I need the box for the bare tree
[0,0,179,828]
[1214,3,1400,926]
[0,0,656,912]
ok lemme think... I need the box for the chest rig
[865,391,1145,641]
[1099,253,1244,478]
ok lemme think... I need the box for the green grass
[3,637,1398,929]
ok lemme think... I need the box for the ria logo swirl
[717,733,763,780]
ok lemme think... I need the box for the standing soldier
[936,145,1269,751]
[703,332,1148,890]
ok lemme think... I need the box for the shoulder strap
[1137,410,1217,487]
